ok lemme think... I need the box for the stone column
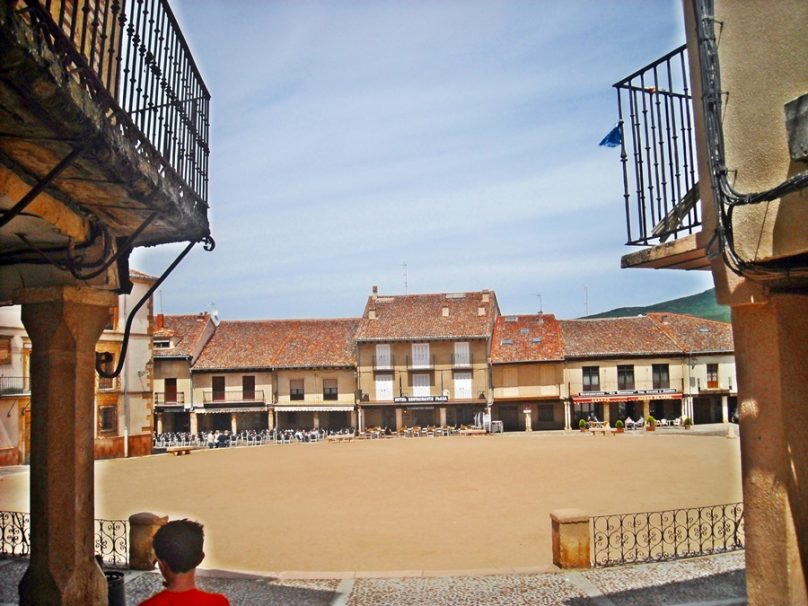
[564,401,571,431]
[17,286,116,606]
[524,409,532,432]
[439,407,447,427]
[394,408,403,431]
[268,410,275,431]
[602,404,610,425]
[550,509,590,568]
[313,411,320,430]
[642,399,650,421]
[155,412,163,434]
[732,294,808,605]
[230,413,237,434]
[189,412,198,435]
[721,395,729,424]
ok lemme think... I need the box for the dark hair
[152,519,205,573]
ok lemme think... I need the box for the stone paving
[0,551,746,605]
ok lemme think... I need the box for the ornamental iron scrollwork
[0,511,128,568]
[593,502,744,567]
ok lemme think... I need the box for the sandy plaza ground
[0,430,742,576]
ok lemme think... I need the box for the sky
[131,0,714,321]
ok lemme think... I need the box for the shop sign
[394,395,449,404]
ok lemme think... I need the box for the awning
[193,406,270,414]
[275,406,354,412]
[572,392,683,404]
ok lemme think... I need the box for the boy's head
[152,519,205,573]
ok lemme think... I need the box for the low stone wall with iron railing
[552,502,744,569]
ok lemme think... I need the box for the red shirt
[139,588,230,606]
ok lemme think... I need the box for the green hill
[585,288,731,323]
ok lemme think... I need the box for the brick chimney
[156,313,164,330]
[372,285,378,301]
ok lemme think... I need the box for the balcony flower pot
[615,419,624,434]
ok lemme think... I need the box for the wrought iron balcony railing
[202,388,265,405]
[406,354,435,370]
[0,376,30,396]
[22,0,210,206]
[154,391,185,405]
[451,352,473,368]
[613,45,700,247]
[372,354,394,370]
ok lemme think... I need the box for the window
[453,371,472,399]
[412,373,430,397]
[99,405,117,433]
[243,375,256,401]
[375,343,391,368]
[212,376,225,401]
[652,364,670,389]
[706,364,719,389]
[617,365,635,391]
[154,340,171,349]
[97,352,115,391]
[582,366,600,391]
[323,379,338,401]
[411,343,430,368]
[375,373,393,401]
[290,379,304,401]
[164,378,178,403]
[453,342,470,366]
[0,336,11,365]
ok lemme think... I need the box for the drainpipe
[122,293,130,458]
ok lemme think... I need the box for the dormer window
[500,339,513,346]
[154,340,171,349]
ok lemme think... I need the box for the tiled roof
[129,268,157,281]
[490,314,564,363]
[272,318,359,368]
[355,290,499,341]
[647,313,734,353]
[559,316,681,358]
[193,318,359,370]
[154,314,211,359]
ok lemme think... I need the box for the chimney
[156,313,164,330]
[442,304,449,317]
[371,285,378,300]
[481,291,490,303]
[368,308,377,320]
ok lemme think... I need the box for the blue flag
[599,123,622,148]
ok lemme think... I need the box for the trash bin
[105,571,125,606]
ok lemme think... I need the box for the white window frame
[375,373,393,401]
[454,341,470,366]
[454,371,472,399]
[412,373,431,397]
[411,343,430,368]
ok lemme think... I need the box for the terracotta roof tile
[154,314,212,359]
[194,318,360,370]
[559,316,681,358]
[355,290,499,341]
[490,314,564,363]
[647,313,733,353]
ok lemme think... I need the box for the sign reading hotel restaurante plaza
[394,395,450,403]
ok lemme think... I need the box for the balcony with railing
[0,377,30,396]
[202,388,266,407]
[0,0,212,300]
[154,391,185,407]
[612,45,709,271]
[406,354,435,370]
[451,352,473,368]
[372,354,395,370]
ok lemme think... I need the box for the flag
[599,123,622,148]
